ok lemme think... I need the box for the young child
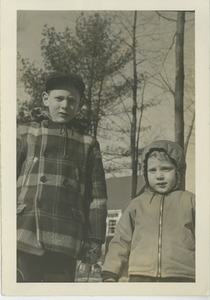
[17,72,107,282]
[101,140,195,282]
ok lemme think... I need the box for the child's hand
[103,278,116,282]
[79,241,102,264]
[101,271,119,282]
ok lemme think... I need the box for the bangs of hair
[148,150,171,162]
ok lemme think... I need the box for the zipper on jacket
[157,195,164,277]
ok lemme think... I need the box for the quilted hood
[142,140,186,191]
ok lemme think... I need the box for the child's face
[147,153,177,194]
[42,86,81,124]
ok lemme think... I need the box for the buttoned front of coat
[17,120,107,258]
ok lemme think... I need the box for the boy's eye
[55,97,76,103]
[68,98,76,103]
[55,96,63,101]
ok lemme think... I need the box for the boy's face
[42,86,81,124]
[147,153,177,194]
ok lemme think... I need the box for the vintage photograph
[1,0,210,297]
[16,9,195,283]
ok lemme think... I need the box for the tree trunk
[174,11,185,188]
[131,11,138,199]
[93,79,103,139]
[174,11,185,149]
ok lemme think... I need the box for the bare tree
[174,11,185,149]
[130,11,139,199]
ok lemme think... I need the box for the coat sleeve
[101,204,135,278]
[17,125,26,179]
[85,140,107,244]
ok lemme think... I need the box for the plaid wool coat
[17,119,107,258]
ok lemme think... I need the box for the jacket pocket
[17,204,26,215]
[20,157,38,187]
[70,208,85,223]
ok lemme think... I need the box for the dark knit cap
[45,72,85,96]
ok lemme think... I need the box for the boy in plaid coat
[17,72,107,282]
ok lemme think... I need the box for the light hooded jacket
[17,117,107,258]
[102,140,195,281]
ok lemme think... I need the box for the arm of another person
[101,205,135,282]
[81,140,107,264]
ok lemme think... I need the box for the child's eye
[148,168,156,173]
[162,167,173,171]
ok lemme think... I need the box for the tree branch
[155,11,177,22]
[159,73,175,96]
[184,111,195,156]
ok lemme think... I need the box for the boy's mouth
[59,112,69,117]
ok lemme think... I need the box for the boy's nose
[61,99,68,109]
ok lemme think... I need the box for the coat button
[43,151,49,157]
[42,121,48,128]
[63,179,70,187]
[40,176,47,183]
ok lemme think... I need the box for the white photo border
[1,0,209,296]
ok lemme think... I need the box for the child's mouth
[156,182,167,187]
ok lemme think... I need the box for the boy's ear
[42,92,49,107]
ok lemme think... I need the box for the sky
[17,11,80,64]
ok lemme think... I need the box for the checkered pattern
[17,120,107,258]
